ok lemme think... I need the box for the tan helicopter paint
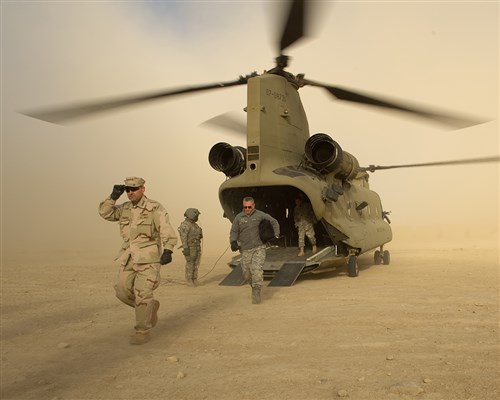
[246,73,309,169]
[328,174,393,252]
[217,72,392,259]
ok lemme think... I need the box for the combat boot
[297,247,305,257]
[252,286,261,304]
[192,279,198,287]
[129,331,151,345]
[151,300,160,328]
[186,279,195,287]
[312,245,317,254]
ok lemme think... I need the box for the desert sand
[1,232,499,400]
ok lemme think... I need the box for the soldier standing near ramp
[230,197,280,304]
[294,195,317,257]
[98,177,178,345]
[178,208,203,287]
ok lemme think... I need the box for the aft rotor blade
[21,77,250,124]
[279,0,306,52]
[360,156,500,172]
[200,112,247,135]
[303,79,487,129]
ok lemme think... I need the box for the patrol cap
[184,208,200,219]
[124,176,145,187]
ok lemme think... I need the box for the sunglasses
[243,206,253,209]
[125,186,141,193]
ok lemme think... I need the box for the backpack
[259,219,275,243]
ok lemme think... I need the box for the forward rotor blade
[360,156,500,172]
[279,0,306,52]
[21,77,250,124]
[303,79,488,129]
[200,112,247,135]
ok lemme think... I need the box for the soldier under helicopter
[98,176,178,345]
[294,195,317,257]
[230,197,280,304]
[178,208,203,287]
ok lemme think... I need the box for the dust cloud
[1,2,498,265]
[1,5,498,399]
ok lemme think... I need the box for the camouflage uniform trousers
[184,244,201,281]
[114,258,161,332]
[241,245,266,288]
[297,220,316,248]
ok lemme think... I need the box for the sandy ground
[1,237,499,400]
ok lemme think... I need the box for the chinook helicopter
[23,0,498,286]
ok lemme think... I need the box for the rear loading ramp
[220,245,347,286]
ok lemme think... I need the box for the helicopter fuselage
[209,72,392,275]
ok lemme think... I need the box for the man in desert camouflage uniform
[98,177,178,345]
[178,208,203,287]
[294,195,317,256]
[230,197,280,304]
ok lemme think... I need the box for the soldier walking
[98,177,178,345]
[178,208,203,286]
[230,197,280,304]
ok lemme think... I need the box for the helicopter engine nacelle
[305,133,359,180]
[209,142,247,178]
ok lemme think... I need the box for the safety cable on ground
[197,245,230,280]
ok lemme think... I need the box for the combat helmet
[184,208,200,221]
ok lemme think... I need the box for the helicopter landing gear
[347,254,359,277]
[374,246,390,265]
[382,250,390,265]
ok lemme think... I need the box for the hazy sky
[1,1,498,261]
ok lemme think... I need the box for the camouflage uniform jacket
[230,209,280,251]
[178,219,203,249]
[294,202,317,226]
[98,195,178,265]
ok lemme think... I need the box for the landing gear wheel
[374,250,382,265]
[383,250,390,265]
[348,255,359,277]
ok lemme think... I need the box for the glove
[160,249,173,265]
[110,184,125,200]
[230,241,239,252]
[182,247,190,257]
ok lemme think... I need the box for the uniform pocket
[136,221,153,236]
[119,219,130,239]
